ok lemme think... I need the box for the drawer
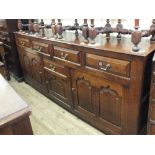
[32,41,51,57]
[53,46,80,66]
[150,103,155,120]
[86,54,130,76]
[43,59,67,79]
[17,38,30,47]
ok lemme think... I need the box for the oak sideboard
[15,32,155,134]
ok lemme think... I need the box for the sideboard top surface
[15,32,155,57]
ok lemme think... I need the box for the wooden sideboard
[0,74,33,135]
[15,32,155,135]
[147,55,155,134]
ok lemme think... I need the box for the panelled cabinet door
[30,53,44,85]
[44,69,72,109]
[16,46,25,70]
[21,50,33,79]
[72,70,123,132]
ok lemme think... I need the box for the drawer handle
[99,62,111,71]
[20,41,25,46]
[36,46,43,52]
[61,52,68,60]
[49,64,56,71]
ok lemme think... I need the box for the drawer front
[43,59,67,79]
[17,38,30,47]
[53,46,80,65]
[86,53,130,76]
[32,41,51,57]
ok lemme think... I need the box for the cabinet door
[30,53,44,85]
[44,68,72,109]
[72,70,123,129]
[21,49,33,79]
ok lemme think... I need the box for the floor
[9,77,104,135]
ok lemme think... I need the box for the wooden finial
[56,19,63,39]
[74,19,79,39]
[150,19,155,42]
[33,20,40,36]
[134,19,139,27]
[51,19,57,38]
[89,19,97,44]
[131,19,141,52]
[116,19,123,40]
[82,19,89,43]
[18,19,23,32]
[105,19,111,41]
[28,19,33,34]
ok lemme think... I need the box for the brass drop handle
[61,52,68,60]
[20,41,25,46]
[99,62,111,71]
[36,46,43,52]
[39,71,43,74]
[49,64,56,71]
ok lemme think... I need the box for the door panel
[99,86,121,126]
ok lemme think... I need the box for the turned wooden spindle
[89,19,97,44]
[150,19,155,42]
[18,19,23,32]
[33,20,40,36]
[28,19,34,34]
[82,19,89,43]
[74,19,79,39]
[131,19,141,52]
[56,19,63,39]
[40,19,44,26]
[105,19,111,41]
[51,19,57,38]
[39,19,45,37]
[116,19,123,40]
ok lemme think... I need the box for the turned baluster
[116,19,123,40]
[18,19,23,32]
[56,19,63,39]
[33,20,40,36]
[40,19,44,26]
[150,19,155,42]
[28,19,33,34]
[105,19,111,41]
[74,19,79,39]
[131,19,141,52]
[40,19,45,37]
[82,19,89,43]
[89,19,97,44]
[51,19,57,38]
